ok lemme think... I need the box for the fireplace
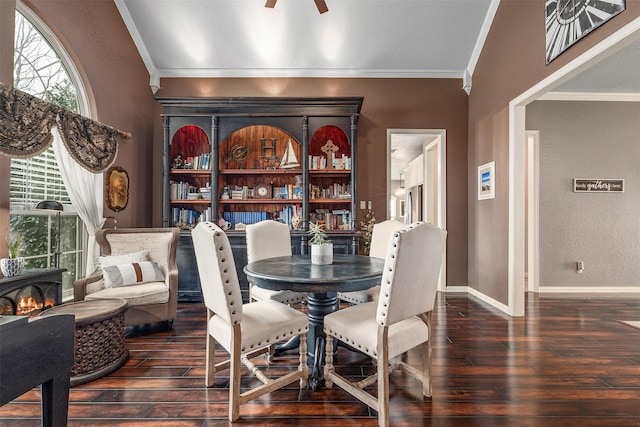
[0,268,65,316]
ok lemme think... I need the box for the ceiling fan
[265,0,328,14]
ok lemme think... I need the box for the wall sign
[573,179,624,193]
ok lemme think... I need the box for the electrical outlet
[360,200,366,209]
[576,261,584,273]
[368,201,372,210]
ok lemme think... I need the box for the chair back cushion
[192,222,243,325]
[376,222,446,326]
[369,219,406,259]
[246,220,292,263]
[97,228,178,279]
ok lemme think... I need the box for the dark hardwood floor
[2,292,640,426]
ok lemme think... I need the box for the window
[11,4,89,299]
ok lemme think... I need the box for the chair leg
[422,312,432,398]
[377,327,390,427]
[299,333,308,389]
[422,338,432,397]
[229,326,242,422]
[205,333,216,387]
[323,333,334,388]
[266,344,275,362]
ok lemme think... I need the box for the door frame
[508,19,640,316]
[387,129,446,290]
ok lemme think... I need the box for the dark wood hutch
[156,97,364,302]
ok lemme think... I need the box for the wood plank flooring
[2,292,640,426]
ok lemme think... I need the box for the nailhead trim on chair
[240,326,306,352]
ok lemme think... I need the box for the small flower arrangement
[360,210,376,255]
[308,221,332,245]
[5,234,22,259]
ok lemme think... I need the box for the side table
[39,299,129,386]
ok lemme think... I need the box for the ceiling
[114,0,640,179]
[115,0,496,89]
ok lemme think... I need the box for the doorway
[387,129,446,290]
[508,19,640,316]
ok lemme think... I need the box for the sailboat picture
[280,138,300,169]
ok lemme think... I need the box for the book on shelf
[308,183,351,200]
[183,153,211,170]
[172,207,202,228]
[170,181,200,200]
[309,208,351,230]
[276,203,302,229]
[223,211,270,226]
[308,154,351,170]
[273,184,303,200]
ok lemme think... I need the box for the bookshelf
[158,97,364,302]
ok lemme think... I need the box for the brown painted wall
[3,1,470,287]
[469,0,640,303]
[156,78,469,286]
[23,0,157,228]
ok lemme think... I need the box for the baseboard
[444,285,640,317]
[444,285,510,315]
[539,286,640,293]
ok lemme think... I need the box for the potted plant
[308,222,333,265]
[1,234,25,277]
[359,209,376,255]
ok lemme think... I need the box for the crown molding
[464,0,501,95]
[538,91,640,102]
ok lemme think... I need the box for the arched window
[10,3,89,299]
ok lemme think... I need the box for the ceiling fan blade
[265,0,277,8]
[314,0,328,14]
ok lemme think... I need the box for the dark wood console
[0,314,75,426]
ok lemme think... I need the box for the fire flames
[17,296,43,315]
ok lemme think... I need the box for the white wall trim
[114,0,159,93]
[445,286,510,313]
[539,286,640,293]
[464,0,501,94]
[539,92,640,102]
[526,131,539,293]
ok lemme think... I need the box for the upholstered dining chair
[323,222,447,427]
[191,221,308,422]
[73,227,179,329]
[246,220,307,305]
[337,219,406,304]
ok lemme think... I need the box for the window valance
[0,82,130,173]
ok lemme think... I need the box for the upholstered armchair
[73,227,180,329]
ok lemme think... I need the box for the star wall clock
[545,0,626,64]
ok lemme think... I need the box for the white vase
[1,257,25,277]
[311,243,333,265]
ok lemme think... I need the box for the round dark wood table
[244,254,384,389]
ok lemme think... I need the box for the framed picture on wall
[478,161,495,200]
[106,166,129,212]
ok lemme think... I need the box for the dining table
[243,254,384,389]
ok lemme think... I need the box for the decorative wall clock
[545,0,626,64]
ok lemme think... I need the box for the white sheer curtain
[52,126,106,275]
